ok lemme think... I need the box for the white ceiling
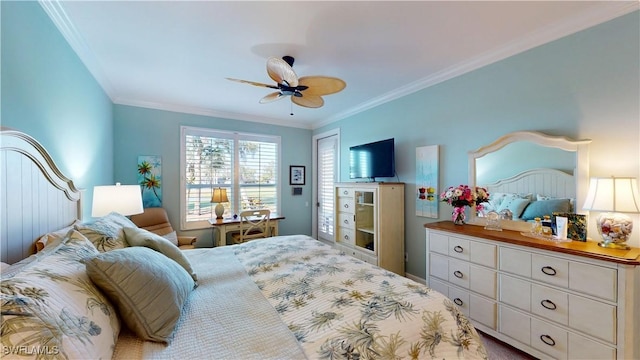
[42,1,638,129]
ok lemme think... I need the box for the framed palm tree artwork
[137,155,162,207]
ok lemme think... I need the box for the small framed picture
[289,165,305,185]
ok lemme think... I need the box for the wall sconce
[582,176,639,249]
[92,183,144,217]
[211,187,229,219]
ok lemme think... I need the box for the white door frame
[311,128,340,240]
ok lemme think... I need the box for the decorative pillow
[123,227,198,283]
[538,194,575,212]
[521,199,571,221]
[1,262,10,272]
[0,230,120,359]
[497,197,531,218]
[75,212,137,252]
[83,247,195,343]
[35,220,82,252]
[488,192,509,209]
[162,231,179,246]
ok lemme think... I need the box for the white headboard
[1,128,82,264]
[483,167,575,199]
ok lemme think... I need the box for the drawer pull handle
[540,299,557,310]
[453,270,463,279]
[343,190,348,195]
[343,204,349,209]
[344,235,350,240]
[453,298,463,306]
[343,219,349,224]
[541,266,557,276]
[540,334,556,347]
[453,245,463,253]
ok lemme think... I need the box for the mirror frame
[467,131,591,232]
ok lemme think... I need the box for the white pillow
[0,230,120,359]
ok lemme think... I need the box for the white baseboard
[404,272,426,285]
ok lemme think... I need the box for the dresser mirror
[467,131,591,232]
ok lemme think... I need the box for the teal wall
[1,1,114,219]
[113,105,313,246]
[316,11,640,278]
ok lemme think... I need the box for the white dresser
[425,221,640,360]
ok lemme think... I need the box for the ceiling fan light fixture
[227,55,346,110]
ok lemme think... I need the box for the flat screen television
[349,138,395,180]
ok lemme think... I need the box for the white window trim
[180,126,281,230]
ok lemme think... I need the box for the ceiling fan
[226,56,346,109]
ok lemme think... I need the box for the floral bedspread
[233,235,488,359]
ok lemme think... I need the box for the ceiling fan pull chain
[290,101,294,116]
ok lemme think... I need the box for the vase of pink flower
[440,185,490,225]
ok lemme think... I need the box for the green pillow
[83,247,195,343]
[123,227,198,283]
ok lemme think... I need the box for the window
[180,126,280,230]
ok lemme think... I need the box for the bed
[1,129,488,359]
[477,167,576,221]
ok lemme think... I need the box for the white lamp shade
[583,177,640,213]
[92,183,144,217]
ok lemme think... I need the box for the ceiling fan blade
[292,94,324,108]
[298,76,346,96]
[267,57,298,87]
[226,78,278,89]
[259,92,285,104]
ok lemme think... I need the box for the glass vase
[452,206,466,225]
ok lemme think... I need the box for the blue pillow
[521,199,571,221]
[498,198,530,219]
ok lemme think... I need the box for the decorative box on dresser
[334,182,404,275]
[425,221,640,360]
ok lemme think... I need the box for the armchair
[130,207,197,249]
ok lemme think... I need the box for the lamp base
[595,212,632,251]
[214,203,225,219]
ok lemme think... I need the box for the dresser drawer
[337,187,354,198]
[532,254,569,288]
[569,294,616,343]
[338,197,355,213]
[470,293,497,330]
[449,286,470,317]
[428,277,449,296]
[448,236,470,261]
[448,258,470,289]
[500,247,531,277]
[338,213,355,229]
[531,317,568,360]
[469,264,497,299]
[429,253,449,281]
[499,305,531,346]
[470,240,497,268]
[531,284,569,325]
[337,227,355,246]
[500,274,531,311]
[569,262,617,301]
[429,232,449,255]
[568,333,615,359]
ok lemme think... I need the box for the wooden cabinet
[334,182,404,275]
[425,222,640,360]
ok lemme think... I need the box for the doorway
[312,129,339,243]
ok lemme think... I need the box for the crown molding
[114,98,313,129]
[39,0,116,100]
[312,2,639,129]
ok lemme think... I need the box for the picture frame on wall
[290,165,305,185]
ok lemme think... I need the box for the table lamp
[211,187,229,219]
[92,183,144,217]
[582,176,639,249]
